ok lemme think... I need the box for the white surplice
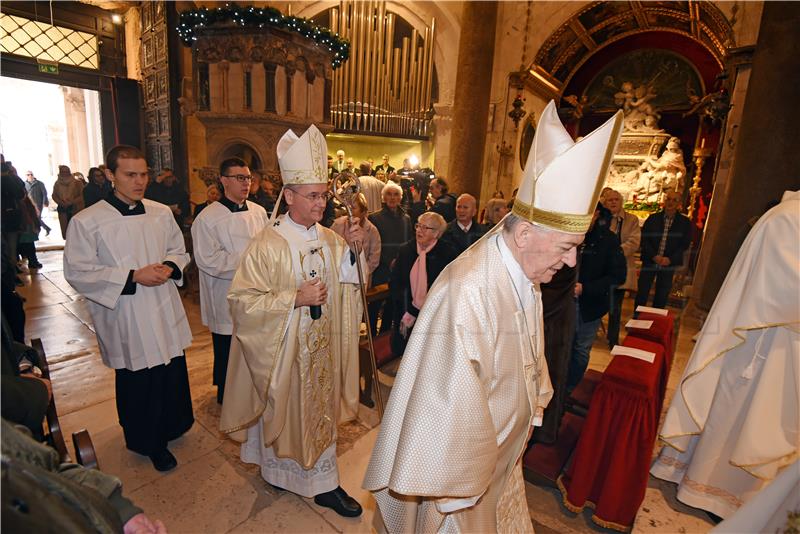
[239,213,364,497]
[191,200,269,335]
[651,191,800,518]
[64,198,192,371]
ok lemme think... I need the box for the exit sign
[37,62,59,75]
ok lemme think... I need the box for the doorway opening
[0,75,104,244]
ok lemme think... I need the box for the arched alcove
[215,141,263,173]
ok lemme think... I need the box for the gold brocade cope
[219,224,362,469]
[364,234,553,532]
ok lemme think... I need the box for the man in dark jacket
[440,193,487,256]
[428,177,457,222]
[144,168,190,227]
[566,203,626,392]
[24,171,51,235]
[368,182,413,335]
[635,191,693,309]
[82,167,113,209]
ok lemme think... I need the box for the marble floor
[17,249,715,534]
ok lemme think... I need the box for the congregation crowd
[0,112,695,530]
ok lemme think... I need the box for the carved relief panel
[140,0,173,172]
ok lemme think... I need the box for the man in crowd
[334,149,347,173]
[364,101,623,531]
[635,190,692,309]
[24,171,51,236]
[374,154,394,176]
[368,182,413,336]
[82,167,113,209]
[52,165,83,238]
[220,125,366,518]
[191,157,269,404]
[345,157,355,174]
[145,168,191,227]
[441,193,487,255]
[429,177,457,222]
[565,203,626,392]
[603,188,640,346]
[64,145,194,472]
[357,161,385,213]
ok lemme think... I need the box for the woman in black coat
[389,211,457,356]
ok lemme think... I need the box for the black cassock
[531,265,576,444]
[115,354,194,455]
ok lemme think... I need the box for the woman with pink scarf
[389,211,457,356]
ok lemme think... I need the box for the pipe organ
[329,1,435,138]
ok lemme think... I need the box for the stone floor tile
[129,450,259,534]
[92,418,222,494]
[229,493,336,533]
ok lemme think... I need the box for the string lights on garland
[176,3,350,69]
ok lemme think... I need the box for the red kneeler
[558,336,667,532]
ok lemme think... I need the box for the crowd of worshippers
[0,127,694,526]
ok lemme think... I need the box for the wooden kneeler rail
[31,338,99,469]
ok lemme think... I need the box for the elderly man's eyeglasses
[415,223,437,232]
[291,191,333,203]
[222,174,253,183]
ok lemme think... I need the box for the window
[1,13,99,69]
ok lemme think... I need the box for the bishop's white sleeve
[162,212,191,287]
[63,217,130,310]
[191,217,240,281]
[338,249,367,285]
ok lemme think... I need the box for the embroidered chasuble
[651,191,800,519]
[364,233,553,533]
[220,214,363,497]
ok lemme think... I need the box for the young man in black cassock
[64,145,194,472]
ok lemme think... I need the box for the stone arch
[528,1,734,99]
[214,139,264,173]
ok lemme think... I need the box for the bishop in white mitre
[363,102,624,532]
[220,125,368,517]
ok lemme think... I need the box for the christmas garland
[176,3,349,69]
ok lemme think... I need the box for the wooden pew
[31,338,99,469]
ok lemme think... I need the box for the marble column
[693,1,800,310]
[446,1,498,198]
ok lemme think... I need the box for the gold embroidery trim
[682,476,743,509]
[511,198,593,233]
[660,321,800,455]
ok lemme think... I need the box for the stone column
[446,1,498,198]
[692,1,800,310]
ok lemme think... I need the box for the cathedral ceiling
[527,1,734,99]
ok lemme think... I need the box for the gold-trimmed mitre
[512,100,624,234]
[277,124,328,185]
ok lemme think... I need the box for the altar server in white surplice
[220,125,367,518]
[651,190,800,520]
[191,157,268,404]
[64,145,193,473]
[363,102,624,533]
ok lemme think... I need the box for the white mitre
[276,124,328,185]
[512,100,624,234]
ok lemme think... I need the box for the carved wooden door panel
[141,0,172,171]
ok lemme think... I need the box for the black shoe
[29,262,43,269]
[313,486,362,517]
[149,448,177,471]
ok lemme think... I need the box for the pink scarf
[410,239,436,310]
